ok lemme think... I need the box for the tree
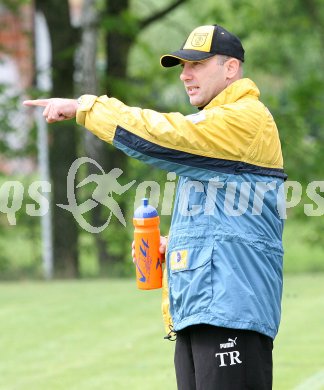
[35,0,80,277]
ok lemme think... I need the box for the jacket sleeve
[76,94,285,180]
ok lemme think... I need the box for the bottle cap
[134,198,158,218]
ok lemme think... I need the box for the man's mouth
[186,86,199,95]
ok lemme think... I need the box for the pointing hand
[23,98,78,123]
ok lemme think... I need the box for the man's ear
[225,58,240,79]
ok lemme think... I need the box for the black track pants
[174,324,273,390]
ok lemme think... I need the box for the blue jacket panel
[167,174,284,339]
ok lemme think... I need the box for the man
[24,24,286,389]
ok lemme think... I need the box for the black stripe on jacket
[114,126,287,180]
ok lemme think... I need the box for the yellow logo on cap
[183,25,214,53]
[170,250,188,271]
[191,33,208,47]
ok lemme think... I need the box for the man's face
[179,56,228,107]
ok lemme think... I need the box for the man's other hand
[132,236,167,263]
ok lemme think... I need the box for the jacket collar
[204,78,260,109]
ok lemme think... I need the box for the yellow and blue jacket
[77,78,286,339]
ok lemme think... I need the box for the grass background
[0,275,323,390]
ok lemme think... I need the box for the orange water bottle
[133,198,162,290]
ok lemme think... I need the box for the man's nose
[180,64,192,81]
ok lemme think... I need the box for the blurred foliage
[0,85,37,158]
[0,0,323,278]
[1,0,29,12]
[0,173,43,279]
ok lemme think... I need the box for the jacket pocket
[168,244,213,321]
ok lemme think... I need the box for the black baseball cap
[160,24,245,67]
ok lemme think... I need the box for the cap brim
[160,49,215,67]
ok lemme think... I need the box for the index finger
[23,99,50,107]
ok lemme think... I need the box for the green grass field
[0,275,323,390]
